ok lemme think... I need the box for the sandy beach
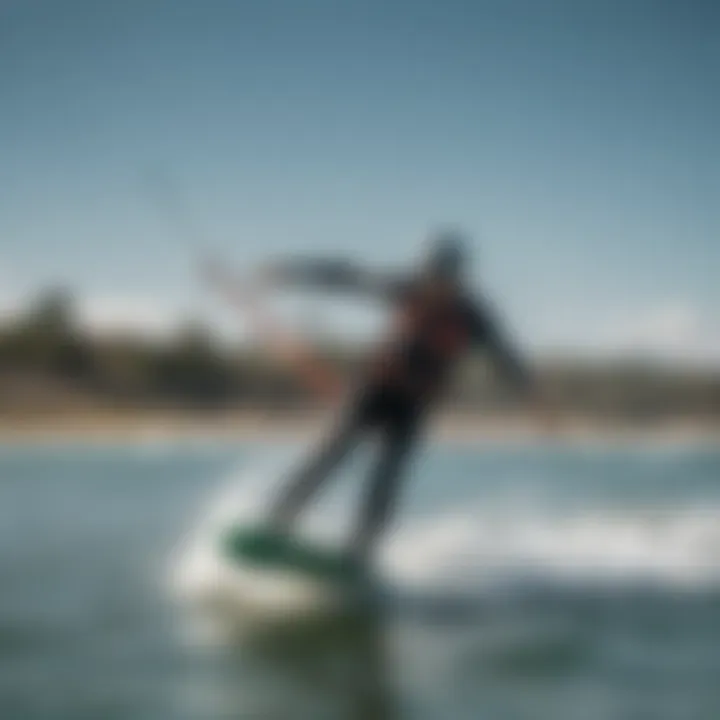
[0,409,717,446]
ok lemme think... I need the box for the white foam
[168,456,350,629]
[381,503,720,592]
[169,455,720,633]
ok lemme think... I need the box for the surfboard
[221,525,370,588]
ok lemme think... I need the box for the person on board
[261,229,547,567]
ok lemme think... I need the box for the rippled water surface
[1,438,719,719]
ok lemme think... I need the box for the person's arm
[467,300,532,394]
[469,299,559,430]
[262,257,403,301]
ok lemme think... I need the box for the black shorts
[347,384,425,436]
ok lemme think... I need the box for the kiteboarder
[261,229,547,568]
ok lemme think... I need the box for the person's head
[421,228,469,295]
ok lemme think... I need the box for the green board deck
[222,525,368,586]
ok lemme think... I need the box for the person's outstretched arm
[263,257,404,301]
[467,299,532,394]
[468,298,559,429]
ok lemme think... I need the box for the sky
[1,0,718,363]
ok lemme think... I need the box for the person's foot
[224,525,288,563]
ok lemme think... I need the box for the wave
[168,456,720,627]
[382,502,720,593]
[167,458,355,631]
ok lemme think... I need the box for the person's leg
[268,399,370,533]
[350,419,418,564]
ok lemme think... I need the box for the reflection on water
[180,606,398,720]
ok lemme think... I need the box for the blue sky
[1,0,718,362]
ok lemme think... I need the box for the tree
[1,287,92,379]
[153,320,236,406]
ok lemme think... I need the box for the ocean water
[1,436,719,719]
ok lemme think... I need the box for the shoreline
[0,410,717,447]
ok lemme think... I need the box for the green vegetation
[0,288,717,421]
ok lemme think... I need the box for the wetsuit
[268,259,531,559]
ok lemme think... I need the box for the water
[1,437,719,719]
